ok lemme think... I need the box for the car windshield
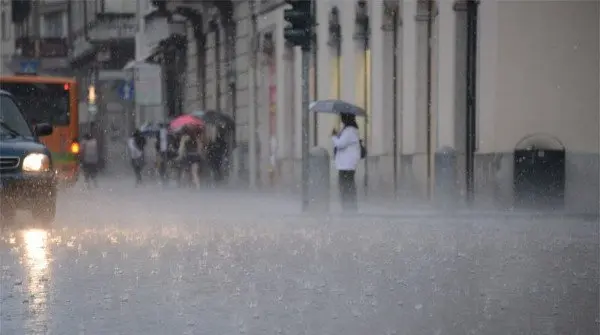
[0,95,33,137]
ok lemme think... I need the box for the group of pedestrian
[171,123,229,188]
[78,129,147,188]
[120,122,228,188]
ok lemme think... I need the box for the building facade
[127,0,600,213]
[0,0,14,74]
[2,0,70,76]
[67,0,136,171]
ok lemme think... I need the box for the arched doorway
[513,133,566,209]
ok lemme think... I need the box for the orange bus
[0,75,80,187]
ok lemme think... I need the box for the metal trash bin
[307,147,331,213]
[514,146,565,209]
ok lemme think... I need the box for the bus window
[0,82,70,126]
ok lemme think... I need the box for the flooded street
[0,178,597,335]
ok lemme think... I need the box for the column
[184,26,199,112]
[275,13,287,160]
[370,0,385,155]
[436,0,457,148]
[205,31,216,110]
[402,0,418,154]
[477,0,498,153]
[340,3,357,110]
[293,47,303,160]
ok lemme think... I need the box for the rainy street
[0,177,596,335]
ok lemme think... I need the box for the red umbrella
[169,114,204,132]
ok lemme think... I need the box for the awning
[122,46,161,70]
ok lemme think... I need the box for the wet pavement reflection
[0,179,598,334]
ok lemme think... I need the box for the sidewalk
[79,175,598,221]
[212,187,598,221]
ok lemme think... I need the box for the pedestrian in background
[155,123,169,183]
[176,127,202,189]
[80,133,99,188]
[206,126,226,184]
[128,130,146,186]
[332,113,361,211]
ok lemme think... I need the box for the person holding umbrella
[310,99,366,212]
[332,112,361,211]
[175,126,203,189]
[169,114,205,188]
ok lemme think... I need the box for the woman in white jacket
[332,113,361,211]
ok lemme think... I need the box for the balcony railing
[15,37,69,58]
[70,16,137,61]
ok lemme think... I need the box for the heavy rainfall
[0,1,598,335]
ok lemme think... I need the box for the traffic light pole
[301,46,310,211]
[283,0,313,211]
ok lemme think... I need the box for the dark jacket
[134,133,146,152]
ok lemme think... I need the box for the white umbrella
[309,99,366,116]
[139,122,159,136]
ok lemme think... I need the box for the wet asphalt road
[0,178,598,335]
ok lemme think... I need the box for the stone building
[0,0,14,75]
[3,0,70,76]
[142,0,599,214]
[66,0,136,172]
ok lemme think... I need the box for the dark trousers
[132,158,143,184]
[175,162,189,187]
[157,152,168,181]
[208,156,223,182]
[176,157,201,187]
[338,170,357,211]
[82,163,98,187]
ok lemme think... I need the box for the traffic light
[283,0,312,50]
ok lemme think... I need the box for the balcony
[70,16,137,61]
[15,37,69,58]
[87,17,137,41]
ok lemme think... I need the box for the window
[0,95,33,138]
[0,82,71,126]
[0,10,8,41]
[42,11,65,38]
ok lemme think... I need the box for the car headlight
[22,153,51,172]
